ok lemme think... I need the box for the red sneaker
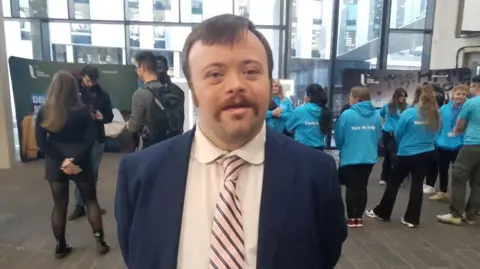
[347,219,356,228]
[355,218,363,227]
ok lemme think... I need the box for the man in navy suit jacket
[115,14,347,269]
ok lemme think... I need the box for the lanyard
[450,104,461,130]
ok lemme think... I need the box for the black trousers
[381,131,394,182]
[426,147,459,193]
[341,164,374,219]
[373,151,436,225]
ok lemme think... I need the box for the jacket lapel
[157,128,195,268]
[257,129,294,269]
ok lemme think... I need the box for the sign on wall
[341,68,472,109]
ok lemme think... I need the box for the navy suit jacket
[115,127,347,269]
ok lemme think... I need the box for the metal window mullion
[178,0,182,23]
[378,0,392,70]
[282,0,292,79]
[39,19,51,61]
[67,0,75,19]
[10,0,20,17]
[124,0,131,64]
[326,0,340,148]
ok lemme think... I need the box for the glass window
[13,0,48,18]
[234,0,283,26]
[290,0,333,101]
[52,44,125,64]
[292,0,332,59]
[47,0,68,18]
[3,0,12,17]
[257,29,280,79]
[73,0,90,19]
[128,25,191,76]
[50,22,125,48]
[180,0,232,22]
[390,0,428,29]
[4,20,42,59]
[128,0,180,22]
[387,32,424,70]
[3,19,40,155]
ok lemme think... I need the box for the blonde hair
[41,71,82,132]
[272,79,284,99]
[416,84,440,132]
[350,87,371,102]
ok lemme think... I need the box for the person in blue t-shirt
[286,84,332,150]
[335,87,382,228]
[367,84,439,228]
[428,85,468,202]
[265,79,293,133]
[437,76,480,225]
[379,88,408,185]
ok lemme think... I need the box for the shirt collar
[193,123,266,165]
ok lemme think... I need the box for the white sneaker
[365,209,384,221]
[401,218,416,228]
[423,185,435,194]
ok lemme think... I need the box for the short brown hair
[350,87,371,102]
[181,14,274,82]
[452,84,469,94]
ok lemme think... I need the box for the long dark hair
[306,83,332,135]
[42,71,82,132]
[388,88,408,114]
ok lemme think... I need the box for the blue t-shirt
[458,95,480,145]
[435,101,463,150]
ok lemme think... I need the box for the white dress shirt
[177,124,266,269]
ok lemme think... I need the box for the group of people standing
[267,77,480,229]
[34,49,183,259]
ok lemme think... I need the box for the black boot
[94,230,110,255]
[55,238,72,259]
[68,206,86,220]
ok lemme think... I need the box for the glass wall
[2,0,436,148]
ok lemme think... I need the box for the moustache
[215,95,260,118]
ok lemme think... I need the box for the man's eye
[245,70,260,75]
[207,72,222,78]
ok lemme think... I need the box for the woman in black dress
[35,71,109,259]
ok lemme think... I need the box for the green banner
[8,56,139,162]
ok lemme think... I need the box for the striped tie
[209,156,246,269]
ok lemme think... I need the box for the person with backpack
[128,51,185,148]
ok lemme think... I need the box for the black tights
[48,180,103,241]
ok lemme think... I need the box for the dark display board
[9,56,139,162]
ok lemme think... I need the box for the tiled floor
[0,153,479,269]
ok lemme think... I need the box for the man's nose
[225,73,246,94]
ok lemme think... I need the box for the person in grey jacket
[128,51,183,148]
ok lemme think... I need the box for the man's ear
[188,84,198,107]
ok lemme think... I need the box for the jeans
[449,145,480,220]
[75,142,105,207]
[374,151,435,225]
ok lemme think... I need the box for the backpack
[145,83,185,142]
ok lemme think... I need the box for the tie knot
[221,155,245,182]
